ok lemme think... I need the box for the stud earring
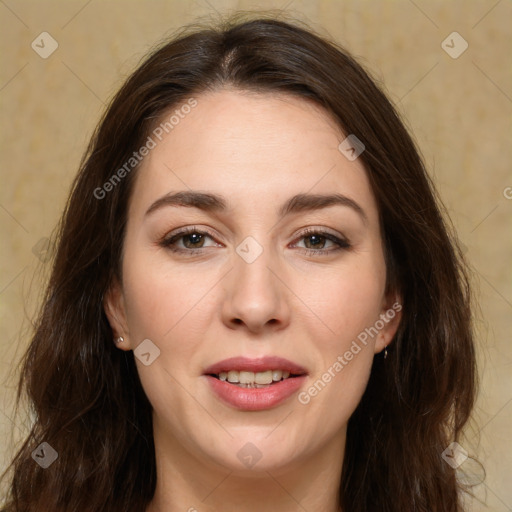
[114,336,124,345]
[384,345,388,359]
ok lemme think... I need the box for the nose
[221,243,291,334]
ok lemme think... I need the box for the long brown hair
[1,13,477,512]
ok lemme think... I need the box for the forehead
[130,89,378,221]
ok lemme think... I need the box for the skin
[105,88,401,512]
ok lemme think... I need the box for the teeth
[238,371,253,384]
[216,369,295,385]
[255,370,273,385]
[272,370,282,381]
[227,370,239,383]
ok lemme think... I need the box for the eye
[159,226,350,257]
[159,227,220,254]
[291,229,350,256]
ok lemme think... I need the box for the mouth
[203,356,308,410]
[206,369,304,388]
[203,355,308,382]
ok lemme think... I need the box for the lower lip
[204,375,307,411]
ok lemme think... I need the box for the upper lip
[203,356,308,376]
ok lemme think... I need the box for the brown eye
[303,234,328,249]
[160,227,219,254]
[292,229,351,256]
[182,232,206,248]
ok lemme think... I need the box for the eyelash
[159,226,351,257]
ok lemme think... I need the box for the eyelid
[292,226,348,241]
[159,225,351,256]
[289,227,351,253]
[159,226,220,247]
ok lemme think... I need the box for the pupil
[185,233,203,248]
[306,235,325,249]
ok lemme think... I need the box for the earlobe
[374,295,402,354]
[104,279,131,350]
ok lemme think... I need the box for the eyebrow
[145,191,367,223]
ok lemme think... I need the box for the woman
[1,14,477,512]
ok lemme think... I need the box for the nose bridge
[222,235,289,331]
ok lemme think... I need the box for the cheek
[121,247,215,342]
[297,301,377,435]
[294,258,385,419]
[298,257,386,342]
[121,251,219,408]
[121,260,212,431]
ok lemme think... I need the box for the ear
[374,291,403,354]
[104,277,132,351]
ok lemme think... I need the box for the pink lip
[204,374,307,411]
[203,356,308,376]
[203,356,308,411]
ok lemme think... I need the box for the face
[105,88,401,474]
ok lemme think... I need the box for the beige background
[1,0,510,509]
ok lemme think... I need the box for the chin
[204,437,300,474]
